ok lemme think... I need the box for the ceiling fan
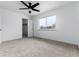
[19,1,40,13]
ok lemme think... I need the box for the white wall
[33,2,79,45]
[0,8,29,42]
[0,15,2,43]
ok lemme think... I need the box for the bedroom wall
[0,8,29,42]
[33,2,79,45]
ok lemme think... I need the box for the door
[0,16,2,43]
[28,20,32,37]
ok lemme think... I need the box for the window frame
[38,15,56,31]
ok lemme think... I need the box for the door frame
[0,16,2,43]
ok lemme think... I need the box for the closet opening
[22,18,28,38]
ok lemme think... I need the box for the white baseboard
[34,36,78,46]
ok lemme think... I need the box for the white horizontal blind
[39,18,46,27]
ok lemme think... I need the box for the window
[39,18,46,27]
[39,15,56,30]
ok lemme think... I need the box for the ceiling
[0,1,76,16]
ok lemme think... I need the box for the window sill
[38,29,56,31]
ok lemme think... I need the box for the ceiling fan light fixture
[20,1,40,14]
[29,11,31,13]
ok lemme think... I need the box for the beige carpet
[0,38,79,57]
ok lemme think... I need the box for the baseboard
[2,38,22,43]
[33,36,78,47]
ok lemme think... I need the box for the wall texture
[33,2,79,45]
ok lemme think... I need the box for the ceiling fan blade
[19,8,28,10]
[20,1,29,8]
[32,9,40,12]
[32,3,39,8]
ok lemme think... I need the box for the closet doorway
[22,18,28,38]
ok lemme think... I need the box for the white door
[28,20,32,37]
[0,16,2,43]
